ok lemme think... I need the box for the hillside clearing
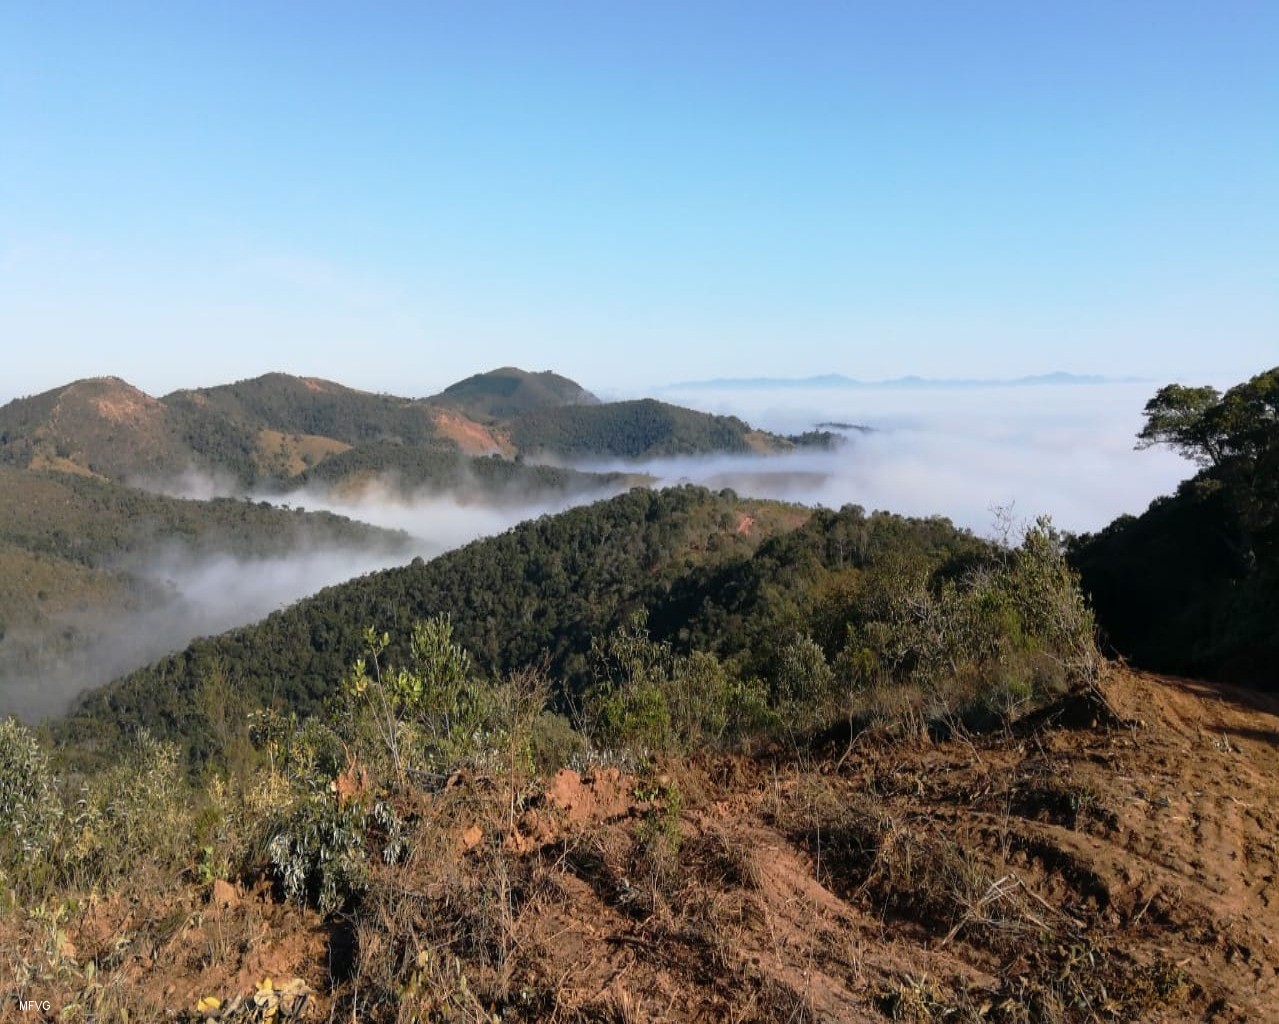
[9,666,1276,1022]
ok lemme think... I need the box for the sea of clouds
[629,380,1192,535]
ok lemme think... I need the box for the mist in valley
[1,379,1193,722]
[0,481,615,721]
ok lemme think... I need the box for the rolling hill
[293,442,635,503]
[506,398,794,459]
[0,376,196,481]
[1,367,814,492]
[0,368,837,720]
[55,485,1006,768]
[435,365,599,420]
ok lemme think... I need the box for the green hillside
[0,464,405,571]
[164,373,444,448]
[54,487,778,761]
[294,441,630,500]
[507,398,788,459]
[435,366,598,420]
[0,464,410,715]
[55,483,1093,775]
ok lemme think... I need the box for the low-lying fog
[0,486,609,721]
[2,380,1193,721]
[632,381,1192,535]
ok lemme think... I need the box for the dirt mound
[16,667,1279,1021]
[544,767,636,824]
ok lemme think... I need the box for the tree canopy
[1074,366,1279,685]
[1138,368,1278,472]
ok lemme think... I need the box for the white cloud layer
[616,381,1191,534]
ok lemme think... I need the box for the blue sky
[2,1,1275,399]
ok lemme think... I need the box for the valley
[0,367,829,718]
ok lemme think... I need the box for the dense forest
[58,484,1094,774]
[1071,366,1278,686]
[506,399,775,458]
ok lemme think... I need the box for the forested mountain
[1071,366,1278,686]
[55,487,792,760]
[293,443,631,502]
[0,464,405,572]
[165,373,444,451]
[507,398,783,458]
[54,483,1081,773]
[1,367,812,491]
[435,366,599,420]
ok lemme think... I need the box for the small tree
[1136,383,1225,466]
[0,717,63,896]
[1137,369,1278,470]
[1137,368,1279,562]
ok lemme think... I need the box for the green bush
[266,796,371,915]
[0,717,63,897]
[340,618,516,781]
[528,711,587,776]
[583,614,764,754]
[824,516,1096,736]
[68,731,191,886]
[0,721,199,897]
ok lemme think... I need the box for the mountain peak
[436,367,599,420]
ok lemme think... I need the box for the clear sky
[2,1,1275,399]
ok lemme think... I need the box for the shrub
[528,711,587,775]
[340,618,522,782]
[583,614,764,754]
[68,730,191,886]
[266,796,370,915]
[828,516,1098,736]
[775,632,839,736]
[0,717,63,897]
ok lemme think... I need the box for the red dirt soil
[11,667,1279,1022]
[431,409,515,456]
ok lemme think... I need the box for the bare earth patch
[431,409,516,456]
[10,667,1278,1021]
[89,389,165,425]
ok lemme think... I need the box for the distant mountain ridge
[0,366,814,494]
[0,366,841,716]
[661,371,1145,391]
